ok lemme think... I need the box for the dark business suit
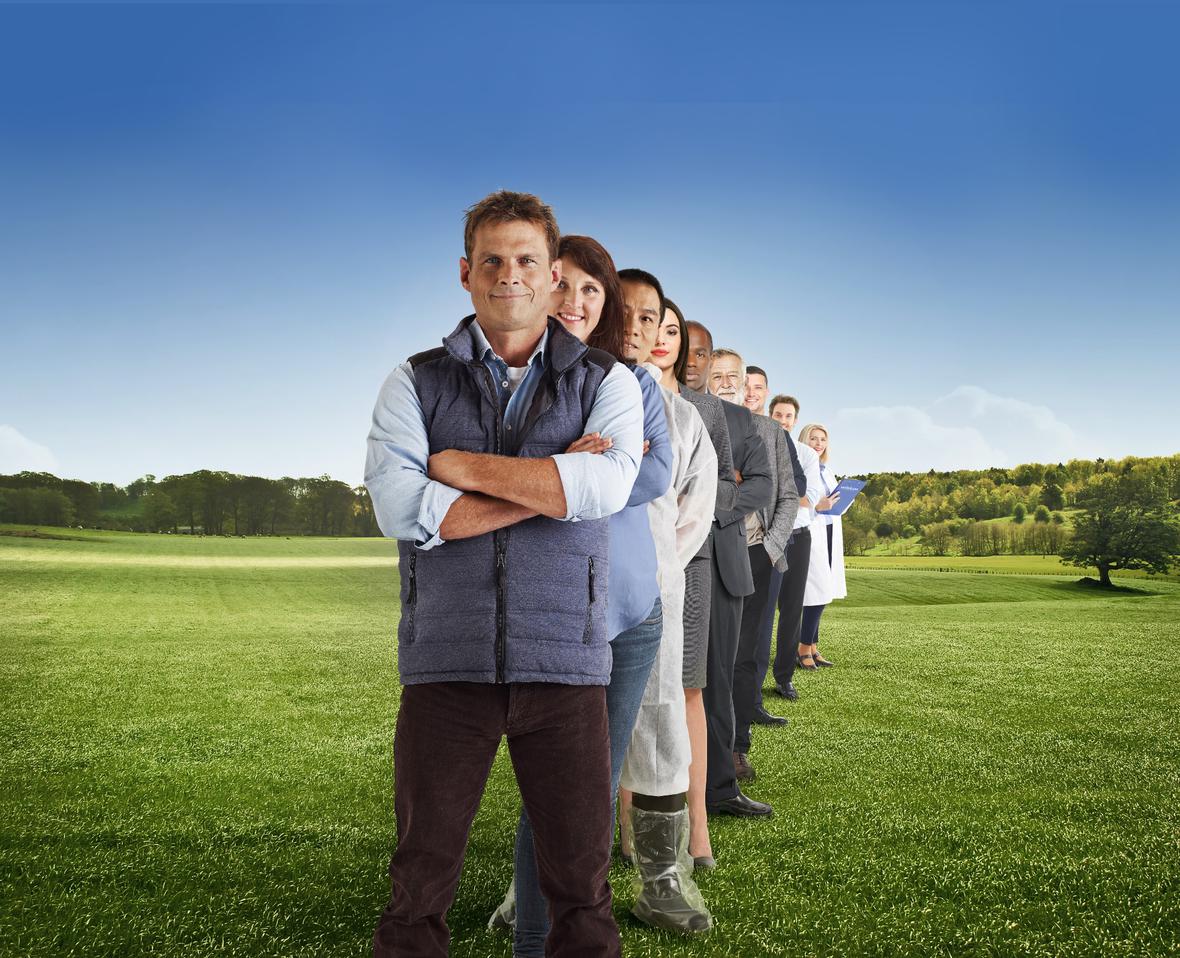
[756,430,808,705]
[732,417,799,754]
[678,386,739,688]
[703,399,772,805]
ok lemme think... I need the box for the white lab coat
[620,370,717,796]
[802,462,848,607]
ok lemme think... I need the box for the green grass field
[3,527,1179,956]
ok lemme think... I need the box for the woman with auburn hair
[489,236,677,952]
[797,422,847,669]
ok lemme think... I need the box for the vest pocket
[582,556,596,644]
[403,552,417,645]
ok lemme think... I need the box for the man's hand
[428,449,478,491]
[565,433,613,455]
[735,469,743,485]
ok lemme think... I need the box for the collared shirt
[794,440,825,530]
[468,321,547,455]
[365,319,644,551]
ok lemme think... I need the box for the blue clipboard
[816,479,866,516]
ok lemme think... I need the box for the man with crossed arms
[365,190,643,957]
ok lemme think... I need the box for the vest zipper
[495,542,507,681]
[477,361,510,685]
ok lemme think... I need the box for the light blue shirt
[365,321,644,550]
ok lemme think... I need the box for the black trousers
[772,528,812,688]
[733,545,775,754]
[703,560,745,805]
[753,565,784,710]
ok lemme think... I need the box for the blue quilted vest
[397,315,616,686]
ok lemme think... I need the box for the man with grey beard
[708,348,798,784]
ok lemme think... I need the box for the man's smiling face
[460,219,559,334]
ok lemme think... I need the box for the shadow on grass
[0,527,97,542]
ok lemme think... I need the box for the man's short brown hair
[463,190,560,263]
[770,394,800,416]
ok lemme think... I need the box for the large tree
[1060,472,1180,586]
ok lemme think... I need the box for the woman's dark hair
[663,297,690,385]
[558,236,627,361]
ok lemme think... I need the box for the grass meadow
[2,527,1178,957]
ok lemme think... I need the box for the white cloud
[0,425,59,474]
[830,386,1085,474]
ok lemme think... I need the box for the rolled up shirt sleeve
[551,362,644,521]
[364,363,462,550]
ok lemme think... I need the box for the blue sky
[2,1,1177,483]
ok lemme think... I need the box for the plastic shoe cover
[487,877,516,931]
[627,806,712,934]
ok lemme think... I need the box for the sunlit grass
[3,529,1178,956]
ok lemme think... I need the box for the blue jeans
[513,598,664,957]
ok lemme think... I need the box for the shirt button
[506,424,513,430]
[502,381,509,388]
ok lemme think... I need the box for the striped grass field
[2,527,1178,956]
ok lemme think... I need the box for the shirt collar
[469,320,548,371]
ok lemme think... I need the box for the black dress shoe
[814,652,836,668]
[774,682,798,701]
[707,790,773,818]
[752,705,788,726]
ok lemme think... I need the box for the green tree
[1012,503,1026,524]
[142,489,177,533]
[1060,473,1180,586]
[1041,482,1065,510]
[1034,504,1050,523]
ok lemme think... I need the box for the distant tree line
[839,454,1180,565]
[0,470,379,537]
[2,454,1177,582]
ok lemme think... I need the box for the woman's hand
[642,439,651,456]
[565,433,613,455]
[816,491,841,512]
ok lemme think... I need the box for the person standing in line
[686,320,776,819]
[642,297,738,869]
[743,365,769,416]
[797,422,847,670]
[766,395,830,698]
[708,351,798,784]
[614,267,717,933]
[365,191,643,958]
[487,237,673,955]
[746,379,808,709]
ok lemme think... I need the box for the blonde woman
[797,423,847,668]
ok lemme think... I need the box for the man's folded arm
[437,493,537,540]
[436,363,644,521]
[364,363,463,550]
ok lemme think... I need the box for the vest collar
[443,315,588,374]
